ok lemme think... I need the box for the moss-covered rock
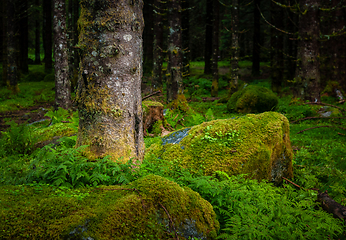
[0,175,219,239]
[227,85,278,113]
[145,112,293,184]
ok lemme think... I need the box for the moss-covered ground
[0,61,345,239]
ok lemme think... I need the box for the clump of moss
[227,85,278,113]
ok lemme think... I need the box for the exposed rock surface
[0,175,219,239]
[146,112,293,184]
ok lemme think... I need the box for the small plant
[201,125,241,147]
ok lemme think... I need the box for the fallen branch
[296,125,346,134]
[291,116,346,124]
[316,191,346,222]
[282,177,305,190]
[142,90,161,101]
[158,202,179,240]
[303,102,345,116]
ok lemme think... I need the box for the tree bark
[76,0,145,162]
[252,0,261,76]
[6,0,19,94]
[294,0,320,102]
[230,0,239,89]
[0,0,3,64]
[167,0,183,102]
[1,0,7,87]
[34,0,41,64]
[53,0,71,110]
[211,0,219,97]
[18,0,29,74]
[182,0,190,78]
[204,0,213,75]
[43,0,53,72]
[152,0,164,90]
[270,0,284,93]
[143,0,154,76]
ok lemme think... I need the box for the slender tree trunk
[72,0,80,92]
[0,0,3,64]
[2,0,7,86]
[285,10,297,82]
[182,0,190,78]
[294,0,320,101]
[76,0,145,162]
[230,0,239,89]
[167,0,183,102]
[43,0,53,72]
[204,0,213,75]
[211,0,219,97]
[6,0,19,94]
[152,0,164,90]
[53,0,71,109]
[34,0,41,64]
[143,0,154,76]
[18,0,28,74]
[252,0,261,76]
[270,0,284,93]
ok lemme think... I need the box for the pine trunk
[211,0,219,97]
[152,0,164,90]
[34,0,41,64]
[167,0,183,102]
[53,0,71,110]
[76,0,145,162]
[204,0,213,75]
[231,0,239,89]
[295,0,320,102]
[18,0,29,74]
[143,0,154,75]
[252,0,261,76]
[43,0,53,72]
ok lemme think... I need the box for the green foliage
[23,71,47,82]
[227,85,279,113]
[276,96,315,121]
[201,125,241,147]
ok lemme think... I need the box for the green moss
[227,85,279,113]
[145,112,293,183]
[0,175,219,239]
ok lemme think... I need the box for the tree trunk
[53,0,71,110]
[143,0,154,76]
[167,0,183,102]
[285,9,297,82]
[34,0,41,64]
[230,0,239,89]
[6,0,19,94]
[294,0,320,102]
[182,0,190,78]
[72,0,80,92]
[252,0,261,76]
[270,0,284,93]
[2,0,7,86]
[204,0,213,75]
[43,0,53,72]
[211,0,219,97]
[152,0,164,90]
[76,0,145,162]
[18,0,28,74]
[0,0,3,64]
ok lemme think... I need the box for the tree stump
[142,101,170,137]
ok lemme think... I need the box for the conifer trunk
[211,0,219,97]
[34,0,41,64]
[204,0,213,75]
[76,0,145,162]
[53,0,71,109]
[152,0,164,90]
[43,0,53,72]
[230,0,239,89]
[252,0,261,76]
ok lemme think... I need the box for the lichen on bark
[76,0,145,162]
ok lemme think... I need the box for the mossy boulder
[145,112,293,184]
[0,175,219,239]
[227,85,278,113]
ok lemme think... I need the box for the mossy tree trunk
[230,0,239,89]
[294,0,320,102]
[251,0,261,76]
[152,0,164,90]
[53,0,71,110]
[43,0,53,73]
[76,0,145,162]
[270,0,284,93]
[211,0,219,97]
[167,0,183,102]
[204,0,213,75]
[6,0,19,94]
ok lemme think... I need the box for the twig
[282,177,305,190]
[158,202,179,240]
[142,90,161,101]
[297,125,346,134]
[291,116,346,124]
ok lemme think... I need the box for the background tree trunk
[152,0,164,90]
[230,0,239,89]
[34,0,41,64]
[1,0,6,87]
[143,0,154,76]
[182,0,190,78]
[211,0,219,97]
[204,0,213,75]
[294,0,320,102]
[167,0,183,102]
[6,0,19,94]
[18,0,29,74]
[43,0,53,72]
[53,0,71,110]
[76,0,145,162]
[252,0,261,76]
